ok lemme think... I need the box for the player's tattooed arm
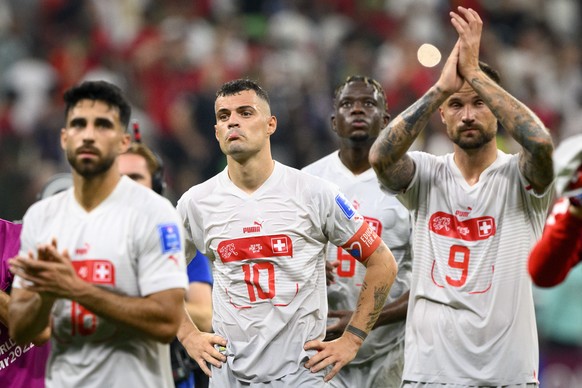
[359,281,391,332]
[468,75,554,193]
[348,243,395,336]
[370,86,448,193]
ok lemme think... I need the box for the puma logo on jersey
[455,210,470,217]
[243,219,264,234]
[75,242,91,256]
[168,255,179,266]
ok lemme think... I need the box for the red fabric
[528,198,582,287]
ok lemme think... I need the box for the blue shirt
[187,251,213,285]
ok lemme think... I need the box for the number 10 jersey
[177,162,372,384]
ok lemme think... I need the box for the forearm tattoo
[469,76,554,191]
[376,87,443,163]
[373,87,445,190]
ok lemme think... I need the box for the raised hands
[435,39,464,96]
[436,7,484,95]
[450,7,483,80]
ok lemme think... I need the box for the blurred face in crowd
[118,153,153,189]
[61,99,130,178]
[214,90,277,161]
[332,81,390,142]
[439,82,497,150]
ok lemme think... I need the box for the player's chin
[348,132,371,142]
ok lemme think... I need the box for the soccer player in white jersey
[302,75,412,388]
[369,7,554,387]
[176,78,398,388]
[8,80,189,388]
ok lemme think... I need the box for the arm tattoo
[356,280,391,332]
[366,284,390,331]
[372,87,447,191]
[469,76,554,192]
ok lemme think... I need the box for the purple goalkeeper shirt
[0,219,50,388]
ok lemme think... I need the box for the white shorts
[209,361,331,388]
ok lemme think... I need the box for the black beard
[67,151,116,178]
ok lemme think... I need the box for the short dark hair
[333,75,388,111]
[216,79,270,105]
[479,61,501,85]
[63,80,132,130]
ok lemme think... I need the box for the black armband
[345,325,368,341]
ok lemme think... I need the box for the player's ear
[383,112,391,127]
[266,115,277,136]
[60,128,67,150]
[331,114,337,134]
[119,132,131,154]
[438,107,446,124]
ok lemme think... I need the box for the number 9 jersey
[392,151,553,385]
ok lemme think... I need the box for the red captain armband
[341,222,382,262]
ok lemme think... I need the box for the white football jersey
[392,151,552,385]
[303,151,412,364]
[14,176,188,388]
[177,162,374,383]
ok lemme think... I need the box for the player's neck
[227,155,275,194]
[72,169,121,212]
[453,143,498,186]
[338,144,372,175]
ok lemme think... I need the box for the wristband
[346,325,368,341]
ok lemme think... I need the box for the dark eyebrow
[236,105,255,111]
[95,117,114,128]
[68,117,115,128]
[69,117,86,127]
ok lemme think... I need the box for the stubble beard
[452,128,495,150]
[67,150,116,178]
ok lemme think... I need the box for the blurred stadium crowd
[1,0,580,219]
[0,1,581,386]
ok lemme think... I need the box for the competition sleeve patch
[335,193,355,219]
[342,222,381,262]
[158,223,182,253]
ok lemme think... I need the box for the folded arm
[9,244,184,344]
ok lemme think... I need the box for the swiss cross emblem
[271,237,288,254]
[477,219,493,237]
[367,220,379,234]
[93,262,112,282]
